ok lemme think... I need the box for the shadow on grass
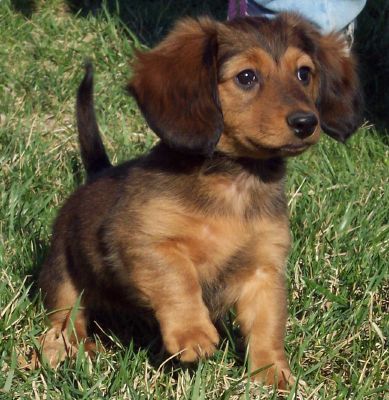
[65,0,227,45]
[354,0,389,132]
[10,0,37,17]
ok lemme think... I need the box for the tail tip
[80,59,94,90]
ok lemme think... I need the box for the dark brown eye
[297,66,311,85]
[236,69,258,89]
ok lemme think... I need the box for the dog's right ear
[128,18,223,156]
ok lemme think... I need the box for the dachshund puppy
[38,13,362,389]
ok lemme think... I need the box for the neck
[202,151,286,183]
[147,142,286,183]
[144,142,287,218]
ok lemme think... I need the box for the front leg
[127,242,219,362]
[236,267,293,389]
[232,217,293,389]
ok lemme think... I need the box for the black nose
[287,112,318,139]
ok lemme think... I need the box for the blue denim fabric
[250,0,366,32]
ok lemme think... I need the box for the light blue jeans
[228,0,367,33]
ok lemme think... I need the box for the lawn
[0,0,388,399]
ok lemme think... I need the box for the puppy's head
[129,14,363,159]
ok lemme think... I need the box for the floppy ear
[316,33,364,142]
[128,18,223,156]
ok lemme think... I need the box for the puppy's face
[129,14,363,159]
[217,44,320,158]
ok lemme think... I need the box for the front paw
[163,322,219,362]
[252,358,295,390]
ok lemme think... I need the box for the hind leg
[35,250,95,367]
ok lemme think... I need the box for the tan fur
[37,13,362,390]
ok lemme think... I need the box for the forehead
[217,15,318,64]
[219,47,315,81]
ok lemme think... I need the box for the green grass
[1,1,388,398]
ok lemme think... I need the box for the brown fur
[37,13,362,389]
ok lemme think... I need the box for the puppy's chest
[197,168,286,219]
[187,213,290,277]
[186,216,254,265]
[136,170,288,278]
[143,199,286,278]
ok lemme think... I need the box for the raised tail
[77,62,112,180]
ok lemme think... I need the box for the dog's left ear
[129,18,223,156]
[316,34,364,142]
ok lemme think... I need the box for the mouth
[244,137,312,158]
[279,143,309,154]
